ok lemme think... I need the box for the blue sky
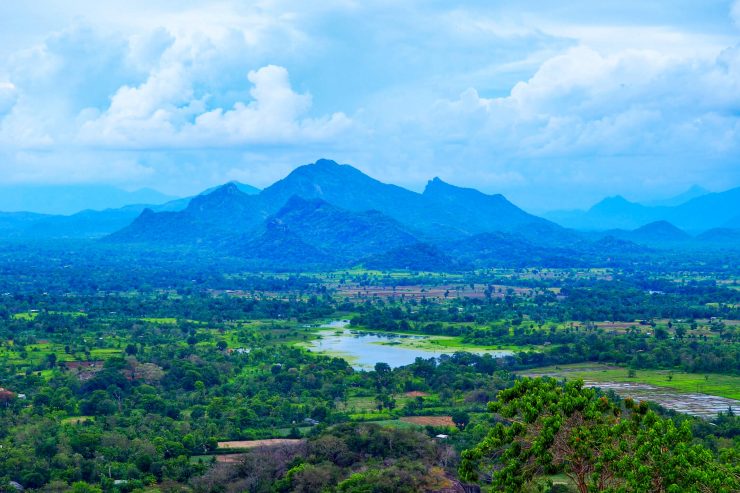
[0,0,739,211]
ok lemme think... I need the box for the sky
[0,0,739,211]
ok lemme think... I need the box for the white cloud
[422,45,740,159]
[78,64,351,147]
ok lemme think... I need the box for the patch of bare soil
[400,416,455,427]
[217,439,305,449]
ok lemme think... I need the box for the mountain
[620,221,691,243]
[642,185,709,207]
[108,183,267,245]
[110,158,738,267]
[259,160,570,240]
[228,197,425,269]
[362,243,464,272]
[253,196,419,260]
[0,211,49,237]
[199,181,260,197]
[442,232,585,268]
[665,188,740,231]
[544,196,651,231]
[240,221,333,269]
[695,228,740,244]
[0,185,178,215]
[545,187,740,232]
[110,159,571,246]
[421,178,571,241]
[258,159,443,231]
[631,221,690,242]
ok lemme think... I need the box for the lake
[303,320,514,369]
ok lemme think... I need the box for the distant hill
[0,185,178,215]
[629,221,691,242]
[695,228,740,244]
[545,187,740,232]
[642,185,709,207]
[599,221,691,245]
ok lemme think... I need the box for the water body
[305,320,513,370]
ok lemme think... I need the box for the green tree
[460,378,738,493]
[451,410,470,430]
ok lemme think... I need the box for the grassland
[524,363,740,400]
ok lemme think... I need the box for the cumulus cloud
[423,45,740,159]
[78,64,351,147]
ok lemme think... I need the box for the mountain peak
[210,182,241,195]
[424,177,507,201]
[313,158,341,168]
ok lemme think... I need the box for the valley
[0,257,737,492]
[0,161,738,493]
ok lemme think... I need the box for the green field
[524,363,740,400]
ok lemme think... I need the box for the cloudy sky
[0,0,739,211]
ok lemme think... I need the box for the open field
[400,416,455,427]
[522,364,740,417]
[217,439,305,449]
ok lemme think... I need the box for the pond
[303,320,514,370]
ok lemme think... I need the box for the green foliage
[460,378,740,493]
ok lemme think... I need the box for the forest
[0,260,738,492]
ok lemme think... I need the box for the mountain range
[0,181,260,240]
[110,159,573,245]
[0,159,738,270]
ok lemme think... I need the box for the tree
[460,378,738,493]
[451,410,470,431]
[675,325,686,339]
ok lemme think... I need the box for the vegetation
[0,259,738,492]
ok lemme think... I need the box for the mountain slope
[108,183,267,244]
[421,178,559,235]
[259,196,420,259]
